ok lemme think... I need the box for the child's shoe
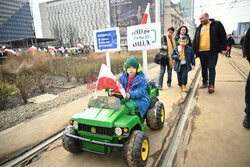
[182,85,187,92]
[179,86,183,92]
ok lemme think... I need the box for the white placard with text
[127,23,161,51]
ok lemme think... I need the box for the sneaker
[167,84,171,88]
[208,85,215,93]
[158,86,163,90]
[200,84,208,88]
[243,115,250,129]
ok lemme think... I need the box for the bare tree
[52,26,63,47]
[67,25,77,47]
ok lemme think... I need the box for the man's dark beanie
[125,57,139,69]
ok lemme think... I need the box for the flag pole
[106,52,111,70]
[141,3,151,80]
[143,50,148,79]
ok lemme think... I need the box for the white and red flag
[96,64,126,98]
[141,3,151,24]
[48,46,55,50]
[77,43,84,50]
[5,49,16,55]
[1,46,6,50]
[28,46,37,53]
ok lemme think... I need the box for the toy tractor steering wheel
[110,92,124,99]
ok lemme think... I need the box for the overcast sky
[30,0,250,38]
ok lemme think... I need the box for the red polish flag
[5,49,16,55]
[28,46,37,53]
[77,43,84,50]
[1,46,6,50]
[141,3,151,24]
[48,46,55,50]
[96,64,126,98]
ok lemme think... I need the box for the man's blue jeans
[199,51,218,86]
[245,73,250,116]
[158,64,172,88]
[177,65,188,86]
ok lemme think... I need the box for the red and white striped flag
[5,49,16,55]
[48,46,55,50]
[141,3,151,24]
[96,64,126,98]
[28,46,37,53]
[77,43,84,50]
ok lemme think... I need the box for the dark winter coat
[226,37,235,47]
[193,19,227,57]
[172,45,195,72]
[244,27,250,63]
[119,72,150,117]
[240,36,246,46]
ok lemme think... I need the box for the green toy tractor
[62,82,165,167]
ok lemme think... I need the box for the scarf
[166,35,176,68]
[180,44,185,60]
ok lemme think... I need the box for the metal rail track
[1,131,64,167]
[160,68,201,167]
[229,60,248,79]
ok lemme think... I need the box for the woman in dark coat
[175,26,192,47]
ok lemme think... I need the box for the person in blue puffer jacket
[118,57,150,117]
[172,36,195,92]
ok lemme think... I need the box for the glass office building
[0,0,35,42]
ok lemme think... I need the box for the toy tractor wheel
[123,130,149,167]
[146,101,165,130]
[62,126,82,153]
[149,97,159,109]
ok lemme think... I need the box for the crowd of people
[0,45,93,58]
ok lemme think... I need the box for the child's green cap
[125,57,139,69]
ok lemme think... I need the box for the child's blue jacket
[119,71,150,117]
[171,45,195,72]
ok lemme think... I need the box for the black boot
[243,115,250,129]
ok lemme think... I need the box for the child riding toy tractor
[62,60,165,167]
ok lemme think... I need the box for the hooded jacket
[193,19,226,57]
[119,71,150,117]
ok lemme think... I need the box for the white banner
[127,22,161,51]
